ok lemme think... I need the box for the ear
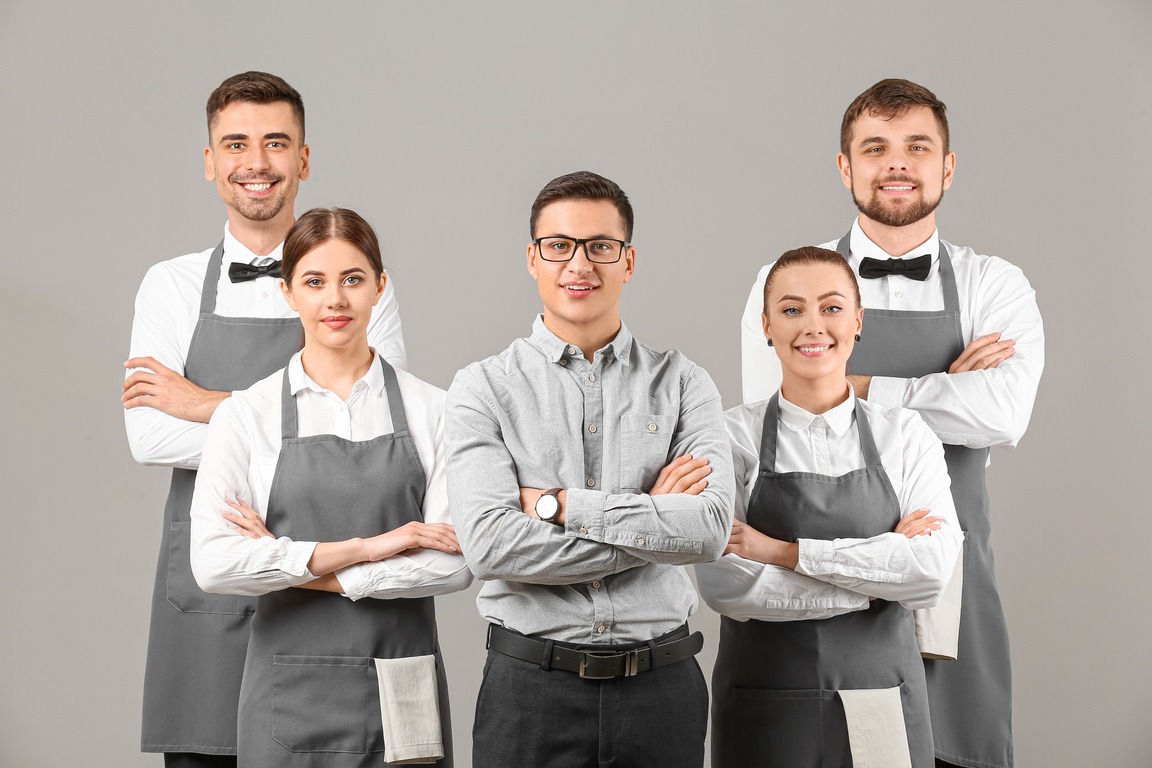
[526,242,539,280]
[837,152,852,191]
[621,245,636,284]
[761,312,771,343]
[280,278,298,312]
[298,144,311,181]
[204,146,215,181]
[855,306,864,336]
[942,150,955,191]
[372,272,387,305]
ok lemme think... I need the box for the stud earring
[854,334,861,342]
[766,338,774,347]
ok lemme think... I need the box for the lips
[562,283,598,296]
[231,175,283,195]
[876,176,917,194]
[321,316,352,329]
[795,344,832,357]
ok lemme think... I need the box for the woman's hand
[725,519,799,570]
[360,521,461,562]
[222,498,274,539]
[894,508,942,538]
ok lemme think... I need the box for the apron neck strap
[835,229,961,314]
[199,240,226,315]
[280,367,298,439]
[379,357,410,435]
[757,394,781,474]
[852,397,884,467]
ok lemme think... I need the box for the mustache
[229,173,285,183]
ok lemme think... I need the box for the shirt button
[568,347,578,355]
[636,538,645,545]
[588,374,596,382]
[589,424,597,433]
[592,581,601,589]
[894,290,903,298]
[587,478,595,487]
[647,422,657,432]
[260,290,268,299]
[579,527,587,534]
[597,625,606,634]
[560,359,568,366]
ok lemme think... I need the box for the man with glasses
[446,171,734,768]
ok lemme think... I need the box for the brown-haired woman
[697,247,962,767]
[190,208,468,767]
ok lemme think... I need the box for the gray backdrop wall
[2,1,1149,765]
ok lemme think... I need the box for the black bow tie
[858,254,932,281]
[228,260,282,283]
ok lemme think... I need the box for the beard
[227,174,290,222]
[851,174,945,228]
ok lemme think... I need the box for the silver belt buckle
[578,649,641,679]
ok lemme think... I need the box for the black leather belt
[487,624,704,679]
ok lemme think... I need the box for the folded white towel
[915,540,964,660]
[374,655,443,764]
[838,687,913,768]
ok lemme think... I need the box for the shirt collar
[287,349,385,396]
[777,383,856,437]
[223,221,284,267]
[528,315,634,366]
[849,217,939,264]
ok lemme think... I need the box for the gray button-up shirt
[446,316,734,644]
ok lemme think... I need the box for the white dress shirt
[125,222,408,469]
[695,389,961,622]
[740,218,1044,449]
[189,350,471,601]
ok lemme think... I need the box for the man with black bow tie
[740,79,1043,768]
[123,72,405,768]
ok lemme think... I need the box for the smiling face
[204,100,310,230]
[280,239,384,354]
[763,262,864,393]
[527,198,635,351]
[837,105,954,230]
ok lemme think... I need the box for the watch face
[536,492,559,520]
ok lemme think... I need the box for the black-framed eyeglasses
[533,236,630,264]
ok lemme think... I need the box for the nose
[324,280,349,308]
[565,242,595,274]
[887,149,909,172]
[246,143,271,171]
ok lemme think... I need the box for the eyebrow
[299,267,367,277]
[776,291,846,303]
[218,132,294,143]
[539,233,620,240]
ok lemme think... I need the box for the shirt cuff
[866,376,906,409]
[280,540,319,580]
[563,488,607,538]
[796,538,835,577]
[334,563,370,601]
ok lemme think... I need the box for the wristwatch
[535,488,564,524]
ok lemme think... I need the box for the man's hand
[519,488,567,525]
[948,332,1015,374]
[223,498,274,539]
[846,375,872,400]
[649,455,711,496]
[123,356,230,423]
[725,519,799,570]
[893,507,943,538]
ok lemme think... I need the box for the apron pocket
[728,687,834,767]
[271,655,385,754]
[166,521,255,615]
[619,414,675,491]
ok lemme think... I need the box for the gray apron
[838,233,1013,768]
[236,358,452,767]
[142,242,302,754]
[712,395,934,768]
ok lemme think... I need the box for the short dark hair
[763,246,861,317]
[282,208,383,285]
[530,171,634,241]
[840,79,949,155]
[206,71,306,142]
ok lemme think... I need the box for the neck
[227,208,295,257]
[298,338,375,400]
[857,212,936,257]
[779,373,851,415]
[542,312,621,361]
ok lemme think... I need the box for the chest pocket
[619,414,676,491]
